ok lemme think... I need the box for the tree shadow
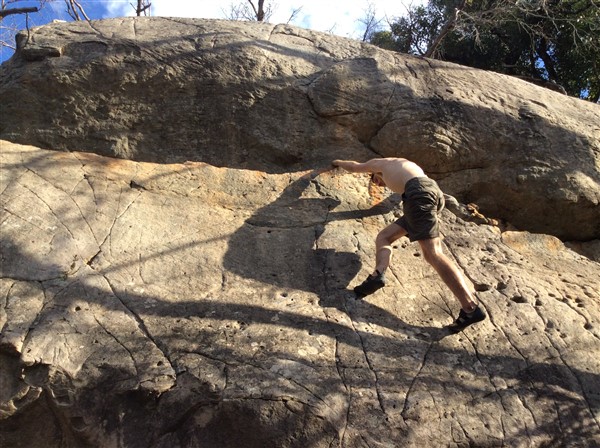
[1,111,599,446]
[1,224,599,447]
[222,172,346,295]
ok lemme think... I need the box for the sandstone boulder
[1,140,599,447]
[0,18,598,240]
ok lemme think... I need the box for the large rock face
[0,18,599,240]
[1,18,600,447]
[1,140,600,447]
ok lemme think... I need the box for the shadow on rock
[222,170,449,340]
[222,172,353,297]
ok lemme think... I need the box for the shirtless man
[331,157,486,332]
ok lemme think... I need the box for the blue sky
[1,0,416,62]
[0,0,112,61]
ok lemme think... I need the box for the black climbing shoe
[447,306,486,333]
[354,272,385,298]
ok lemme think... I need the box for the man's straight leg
[417,237,477,311]
[418,237,486,332]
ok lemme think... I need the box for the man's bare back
[374,158,425,194]
[332,157,426,194]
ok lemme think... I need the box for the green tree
[370,0,600,101]
[370,3,445,54]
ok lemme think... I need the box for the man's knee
[422,248,438,265]
[419,238,445,265]
[376,224,406,246]
[376,231,392,246]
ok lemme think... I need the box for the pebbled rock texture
[0,18,599,240]
[1,140,599,447]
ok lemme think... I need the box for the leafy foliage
[370,3,445,54]
[370,0,600,101]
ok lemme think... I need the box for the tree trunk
[247,0,265,21]
[257,0,265,21]
[136,0,151,16]
[425,0,467,58]
[536,38,559,82]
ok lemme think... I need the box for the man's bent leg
[374,222,408,276]
[354,223,407,298]
[418,237,477,312]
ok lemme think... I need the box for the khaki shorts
[396,177,445,241]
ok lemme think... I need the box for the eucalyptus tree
[370,0,600,101]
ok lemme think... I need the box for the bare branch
[358,1,382,42]
[286,6,302,24]
[131,0,151,16]
[247,0,261,20]
[224,0,274,21]
[0,6,38,19]
[425,0,467,58]
[64,0,90,21]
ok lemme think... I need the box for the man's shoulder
[372,157,409,163]
[370,157,410,169]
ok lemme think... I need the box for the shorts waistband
[405,176,433,189]
[402,176,440,201]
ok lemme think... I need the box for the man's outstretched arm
[332,159,385,173]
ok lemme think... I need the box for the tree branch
[425,0,466,58]
[65,0,90,21]
[0,7,39,19]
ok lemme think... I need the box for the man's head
[370,172,386,187]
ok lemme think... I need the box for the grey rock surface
[1,140,599,447]
[0,18,599,240]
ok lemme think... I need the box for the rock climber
[331,157,486,332]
